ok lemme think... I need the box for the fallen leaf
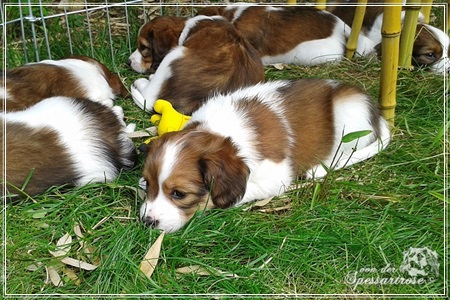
[243,196,274,211]
[46,266,63,287]
[60,257,98,271]
[49,233,72,257]
[62,267,81,286]
[127,127,158,139]
[271,63,285,70]
[74,224,84,239]
[25,262,42,272]
[175,265,242,278]
[139,231,165,279]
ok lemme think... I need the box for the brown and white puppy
[130,15,264,115]
[197,4,375,66]
[328,1,449,74]
[1,56,128,112]
[128,16,186,74]
[139,79,391,232]
[1,96,137,200]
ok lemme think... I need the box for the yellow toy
[144,99,191,144]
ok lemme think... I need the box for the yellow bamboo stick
[398,0,421,69]
[447,0,450,33]
[420,0,432,23]
[287,0,297,5]
[315,0,326,10]
[346,0,368,59]
[379,2,403,128]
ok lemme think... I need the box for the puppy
[197,4,375,65]
[1,96,137,200]
[128,16,186,74]
[1,56,128,112]
[139,79,390,232]
[328,1,449,74]
[130,15,264,115]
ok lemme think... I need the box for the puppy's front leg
[131,77,155,112]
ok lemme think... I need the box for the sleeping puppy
[130,15,264,115]
[128,16,186,74]
[328,1,449,74]
[1,96,137,200]
[139,79,391,232]
[197,4,376,66]
[1,55,128,112]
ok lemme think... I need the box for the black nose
[127,59,131,67]
[142,216,159,228]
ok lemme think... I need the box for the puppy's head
[128,16,186,74]
[413,23,449,74]
[139,129,249,232]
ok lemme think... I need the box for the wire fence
[1,0,286,70]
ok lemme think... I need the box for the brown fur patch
[235,98,289,162]
[1,122,77,199]
[277,80,337,176]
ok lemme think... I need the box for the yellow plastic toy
[144,99,191,144]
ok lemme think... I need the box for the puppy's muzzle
[142,215,159,228]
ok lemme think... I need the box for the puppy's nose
[127,59,132,67]
[142,216,159,228]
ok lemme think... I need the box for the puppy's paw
[131,78,154,112]
[125,123,136,133]
[112,105,125,120]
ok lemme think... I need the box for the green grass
[2,3,447,298]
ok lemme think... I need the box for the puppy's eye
[171,190,186,200]
[426,52,436,59]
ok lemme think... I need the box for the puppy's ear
[199,137,249,208]
[152,28,179,68]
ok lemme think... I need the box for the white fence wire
[4,1,284,69]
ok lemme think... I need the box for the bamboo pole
[379,1,403,128]
[447,0,450,33]
[315,0,326,10]
[398,0,421,69]
[287,0,297,5]
[420,0,433,23]
[346,0,368,59]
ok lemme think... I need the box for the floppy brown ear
[152,29,179,68]
[199,138,249,209]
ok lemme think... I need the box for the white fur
[4,96,119,184]
[306,94,390,178]
[128,49,146,74]
[238,159,293,205]
[131,47,183,112]
[178,15,224,46]
[140,141,185,233]
[38,59,115,107]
